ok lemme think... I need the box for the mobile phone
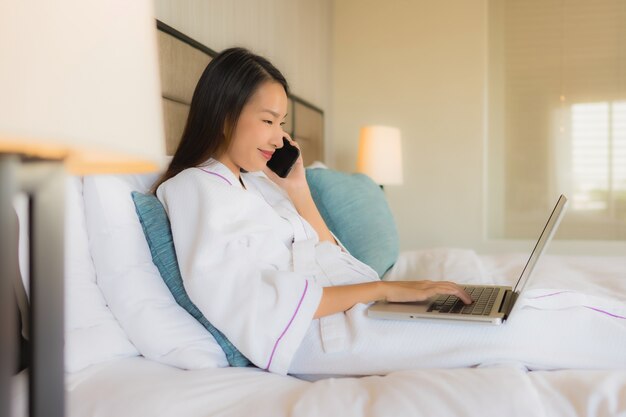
[267,137,300,178]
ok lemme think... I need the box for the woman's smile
[259,149,274,160]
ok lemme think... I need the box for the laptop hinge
[498,290,518,320]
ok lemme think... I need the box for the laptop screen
[512,195,569,293]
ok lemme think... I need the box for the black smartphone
[267,137,300,178]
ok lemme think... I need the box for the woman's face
[219,80,288,176]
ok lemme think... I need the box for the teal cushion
[305,168,399,278]
[131,191,251,367]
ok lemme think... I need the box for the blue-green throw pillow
[305,168,399,278]
[131,191,251,367]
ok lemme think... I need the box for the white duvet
[289,250,626,375]
[12,356,626,417]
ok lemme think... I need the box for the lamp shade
[0,0,165,174]
[356,125,403,185]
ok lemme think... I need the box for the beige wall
[333,0,487,251]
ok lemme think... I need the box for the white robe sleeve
[157,169,323,374]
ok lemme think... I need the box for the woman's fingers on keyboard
[385,281,472,304]
[432,282,472,304]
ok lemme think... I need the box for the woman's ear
[222,115,238,148]
[222,117,232,139]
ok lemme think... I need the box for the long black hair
[152,47,289,192]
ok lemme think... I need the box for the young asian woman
[154,47,471,375]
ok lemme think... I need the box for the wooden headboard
[156,21,325,165]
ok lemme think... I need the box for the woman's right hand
[314,280,472,319]
[381,280,472,304]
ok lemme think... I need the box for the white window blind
[488,0,626,240]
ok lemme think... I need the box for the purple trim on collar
[197,168,233,186]
[265,280,309,371]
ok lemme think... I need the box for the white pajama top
[157,159,378,374]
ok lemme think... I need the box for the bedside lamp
[356,125,404,187]
[0,1,165,417]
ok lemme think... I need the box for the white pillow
[65,177,140,372]
[82,174,228,369]
[15,177,139,373]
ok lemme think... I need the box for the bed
[12,354,626,417]
[11,251,626,417]
[10,20,626,417]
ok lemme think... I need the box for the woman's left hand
[263,134,337,244]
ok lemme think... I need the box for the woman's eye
[263,120,273,125]
[280,122,286,127]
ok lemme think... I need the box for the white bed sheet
[12,357,626,417]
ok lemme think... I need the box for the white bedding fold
[522,289,626,319]
[517,254,626,318]
[290,302,626,375]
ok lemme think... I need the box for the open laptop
[367,194,569,325]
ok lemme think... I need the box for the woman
[154,47,471,375]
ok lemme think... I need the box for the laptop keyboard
[427,287,500,316]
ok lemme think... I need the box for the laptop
[367,194,569,325]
